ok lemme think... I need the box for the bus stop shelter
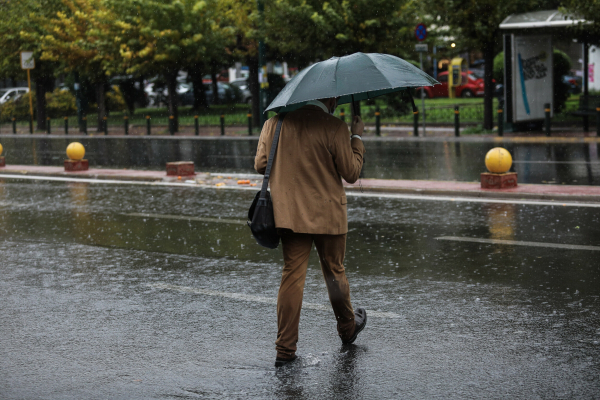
[499,10,590,130]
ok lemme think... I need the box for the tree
[224,0,422,125]
[0,0,62,130]
[562,0,600,43]
[108,0,235,130]
[428,0,539,130]
[26,0,123,131]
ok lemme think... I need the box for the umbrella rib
[334,56,341,97]
[365,53,394,88]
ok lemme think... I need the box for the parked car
[0,87,29,104]
[562,75,582,94]
[229,78,252,104]
[416,71,486,98]
[178,81,241,106]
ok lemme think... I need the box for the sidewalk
[1,165,600,203]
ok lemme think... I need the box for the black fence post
[375,107,381,136]
[82,116,87,135]
[12,117,16,134]
[29,117,33,134]
[454,105,460,137]
[146,115,151,135]
[194,115,199,136]
[340,108,345,123]
[247,109,252,136]
[46,117,51,134]
[220,114,225,136]
[64,117,68,135]
[124,115,129,135]
[597,107,600,137]
[413,110,419,137]
[544,103,551,137]
[497,102,504,137]
[103,116,108,135]
[169,115,175,135]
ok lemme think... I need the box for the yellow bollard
[0,143,3,156]
[485,147,512,173]
[66,142,85,161]
[0,143,4,167]
[481,147,517,189]
[65,142,88,171]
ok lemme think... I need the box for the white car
[0,87,29,104]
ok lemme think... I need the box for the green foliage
[0,94,32,122]
[493,52,504,84]
[46,88,77,118]
[262,0,421,66]
[106,86,128,113]
[0,88,77,121]
[553,49,572,113]
[561,0,600,43]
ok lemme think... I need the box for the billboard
[511,35,553,122]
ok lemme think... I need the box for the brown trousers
[275,230,355,359]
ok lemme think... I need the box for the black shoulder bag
[247,112,287,249]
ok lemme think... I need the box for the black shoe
[275,355,297,367]
[342,308,367,345]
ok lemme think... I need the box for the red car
[416,70,485,98]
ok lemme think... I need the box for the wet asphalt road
[1,179,599,399]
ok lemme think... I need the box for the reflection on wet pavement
[1,179,599,398]
[1,137,600,184]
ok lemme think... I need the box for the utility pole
[257,0,268,128]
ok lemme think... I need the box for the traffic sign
[415,44,428,53]
[415,24,427,42]
[20,52,35,70]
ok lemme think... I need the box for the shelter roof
[500,10,586,30]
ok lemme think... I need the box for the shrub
[0,93,32,122]
[46,88,76,118]
[0,88,78,122]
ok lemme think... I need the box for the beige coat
[254,105,365,235]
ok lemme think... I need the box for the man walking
[254,97,367,367]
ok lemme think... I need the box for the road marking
[347,192,600,208]
[124,212,246,225]
[2,174,600,208]
[148,283,400,319]
[512,161,600,165]
[436,236,600,251]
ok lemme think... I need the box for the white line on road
[148,283,400,319]
[436,236,600,251]
[2,173,600,208]
[347,191,600,208]
[124,212,246,225]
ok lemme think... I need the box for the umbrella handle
[406,91,418,113]
[351,94,361,117]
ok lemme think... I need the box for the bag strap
[260,112,287,199]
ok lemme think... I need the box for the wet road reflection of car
[1,179,599,398]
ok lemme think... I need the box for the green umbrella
[265,52,438,113]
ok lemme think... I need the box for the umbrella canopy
[265,52,438,113]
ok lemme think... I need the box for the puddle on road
[1,179,599,299]
[2,137,600,184]
[1,179,600,398]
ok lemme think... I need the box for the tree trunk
[483,41,495,131]
[166,72,179,132]
[189,67,208,111]
[247,56,260,128]
[96,81,106,132]
[210,69,219,105]
[35,77,48,131]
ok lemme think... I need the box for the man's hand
[351,116,364,136]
